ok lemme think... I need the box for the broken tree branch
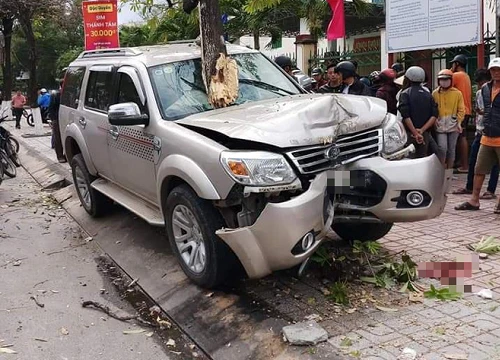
[82,301,157,327]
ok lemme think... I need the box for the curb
[15,133,73,190]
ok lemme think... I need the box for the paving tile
[327,332,373,351]
[354,328,398,344]
[417,307,448,320]
[438,343,491,360]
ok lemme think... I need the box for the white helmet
[40,88,47,93]
[404,66,426,83]
[488,57,500,70]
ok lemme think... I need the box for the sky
[117,1,143,25]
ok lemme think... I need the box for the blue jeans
[466,133,499,192]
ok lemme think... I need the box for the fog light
[301,232,315,251]
[406,191,424,207]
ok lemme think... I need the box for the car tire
[165,184,238,288]
[332,222,393,242]
[71,154,112,217]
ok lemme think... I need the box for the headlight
[220,151,297,186]
[382,113,407,155]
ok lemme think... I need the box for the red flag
[326,0,345,40]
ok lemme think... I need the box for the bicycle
[23,108,35,127]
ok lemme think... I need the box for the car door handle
[108,128,119,139]
[78,117,86,128]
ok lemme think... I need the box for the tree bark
[20,17,38,106]
[1,17,13,101]
[198,0,238,108]
[252,29,260,50]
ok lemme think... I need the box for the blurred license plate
[325,170,366,194]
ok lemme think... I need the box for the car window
[149,52,301,120]
[116,73,143,112]
[84,70,113,112]
[61,66,85,109]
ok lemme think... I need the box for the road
[0,167,173,359]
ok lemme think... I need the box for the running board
[91,179,165,227]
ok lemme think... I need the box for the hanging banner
[386,0,481,53]
[82,0,119,51]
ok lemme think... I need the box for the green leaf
[360,276,377,284]
[340,337,353,347]
[399,281,409,293]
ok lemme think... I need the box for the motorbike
[0,108,20,178]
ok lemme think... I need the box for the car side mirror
[108,102,149,126]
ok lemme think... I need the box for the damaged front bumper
[216,172,332,279]
[336,154,452,223]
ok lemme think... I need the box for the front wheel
[332,222,393,242]
[71,154,112,217]
[164,184,238,288]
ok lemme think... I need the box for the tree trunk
[20,17,38,106]
[1,17,13,101]
[252,29,260,50]
[197,0,238,108]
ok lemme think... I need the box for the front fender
[64,123,98,175]
[157,154,221,202]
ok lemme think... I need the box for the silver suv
[60,42,450,288]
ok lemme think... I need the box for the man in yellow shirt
[450,54,472,172]
[456,58,500,212]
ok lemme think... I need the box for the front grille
[286,128,383,175]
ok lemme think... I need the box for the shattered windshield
[148,53,301,120]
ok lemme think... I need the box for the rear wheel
[0,151,16,178]
[332,222,393,242]
[25,113,34,127]
[165,184,238,288]
[71,154,112,217]
[6,141,20,167]
[9,137,20,153]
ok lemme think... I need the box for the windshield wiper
[238,79,295,95]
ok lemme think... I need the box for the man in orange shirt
[11,90,26,129]
[450,54,472,172]
[456,58,500,212]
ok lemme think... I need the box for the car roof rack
[78,48,142,59]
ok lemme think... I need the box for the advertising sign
[353,36,381,52]
[82,0,119,50]
[386,0,481,53]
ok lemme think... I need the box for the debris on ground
[123,329,146,335]
[397,347,417,360]
[82,300,156,327]
[467,236,500,254]
[475,289,493,299]
[30,295,45,308]
[424,285,462,301]
[282,321,328,346]
[443,353,468,359]
[60,327,69,335]
[166,338,176,347]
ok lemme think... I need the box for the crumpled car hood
[175,94,388,148]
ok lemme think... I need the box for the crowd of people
[9,85,65,163]
[275,54,500,214]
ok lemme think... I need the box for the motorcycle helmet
[404,66,426,83]
[334,61,357,79]
[450,54,468,67]
[437,69,453,79]
[274,56,293,70]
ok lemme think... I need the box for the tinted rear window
[61,66,86,109]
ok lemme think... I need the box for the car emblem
[325,145,341,159]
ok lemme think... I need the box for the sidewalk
[8,120,500,360]
[0,167,170,359]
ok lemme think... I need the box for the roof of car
[73,41,259,67]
